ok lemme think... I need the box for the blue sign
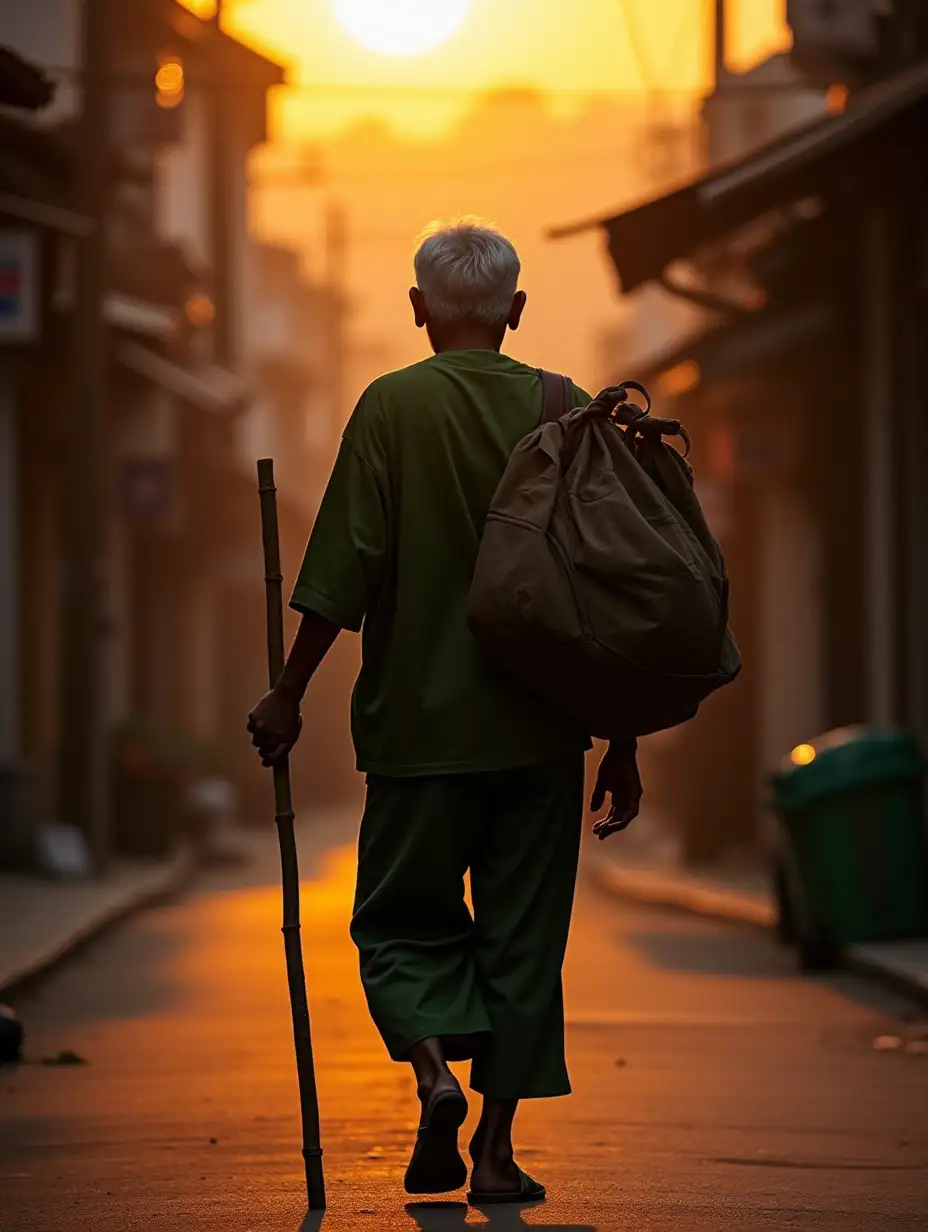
[0,231,39,344]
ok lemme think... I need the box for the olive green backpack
[468,373,741,740]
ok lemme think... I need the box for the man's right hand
[247,688,302,767]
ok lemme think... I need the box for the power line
[616,0,701,98]
[616,0,659,92]
[59,0,109,869]
[666,0,706,90]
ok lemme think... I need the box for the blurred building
[556,3,928,864]
[0,1,336,866]
[0,46,69,859]
[227,238,361,814]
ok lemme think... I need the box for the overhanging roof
[0,45,55,110]
[162,5,287,90]
[0,189,91,236]
[551,60,928,292]
[212,28,286,89]
[118,340,247,414]
[639,301,833,390]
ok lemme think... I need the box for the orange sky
[179,1,792,415]
[183,0,791,139]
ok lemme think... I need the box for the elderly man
[248,220,641,1205]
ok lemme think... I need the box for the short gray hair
[414,219,521,329]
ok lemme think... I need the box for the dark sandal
[404,1087,469,1195]
[467,1166,546,1205]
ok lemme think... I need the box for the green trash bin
[769,727,928,969]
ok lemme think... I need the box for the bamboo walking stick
[256,458,326,1212]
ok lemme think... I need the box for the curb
[591,855,776,929]
[846,943,928,1010]
[590,854,928,1010]
[0,844,196,1002]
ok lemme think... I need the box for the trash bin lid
[769,727,925,813]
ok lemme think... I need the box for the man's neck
[430,324,506,354]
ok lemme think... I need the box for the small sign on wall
[120,459,175,523]
[0,230,39,344]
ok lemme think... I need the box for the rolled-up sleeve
[290,403,390,632]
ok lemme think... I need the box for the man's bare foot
[405,1079,469,1195]
[411,1035,464,1129]
[470,1146,521,1195]
[468,1101,531,1195]
[418,1069,464,1125]
[405,1038,468,1195]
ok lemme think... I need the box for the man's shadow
[405,1200,597,1231]
[296,1203,596,1231]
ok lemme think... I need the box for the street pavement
[0,848,194,999]
[2,810,927,1232]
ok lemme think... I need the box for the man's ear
[409,287,428,329]
[507,290,527,332]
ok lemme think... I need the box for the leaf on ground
[39,1050,89,1066]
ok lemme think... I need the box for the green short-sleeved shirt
[291,349,592,776]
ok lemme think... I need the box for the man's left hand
[590,739,642,840]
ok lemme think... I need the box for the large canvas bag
[468,373,741,739]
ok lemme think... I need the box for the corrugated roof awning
[118,339,247,414]
[551,60,928,292]
[640,301,833,392]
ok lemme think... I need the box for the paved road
[2,814,927,1231]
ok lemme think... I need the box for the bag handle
[537,369,572,425]
[587,381,651,421]
[589,381,691,457]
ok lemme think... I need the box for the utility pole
[210,0,233,363]
[714,0,727,91]
[59,0,110,870]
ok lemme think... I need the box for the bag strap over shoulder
[536,369,571,425]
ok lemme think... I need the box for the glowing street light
[185,293,216,328]
[155,57,185,109]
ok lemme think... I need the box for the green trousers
[350,755,585,1100]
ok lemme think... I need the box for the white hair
[414,219,521,329]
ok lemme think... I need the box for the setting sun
[333,0,469,56]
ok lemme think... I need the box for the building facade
[0,1,294,865]
[555,14,928,864]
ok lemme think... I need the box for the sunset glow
[171,1,794,448]
[333,0,469,57]
[200,0,790,140]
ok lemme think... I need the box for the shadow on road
[626,927,793,978]
[626,924,919,1017]
[404,1199,597,1230]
